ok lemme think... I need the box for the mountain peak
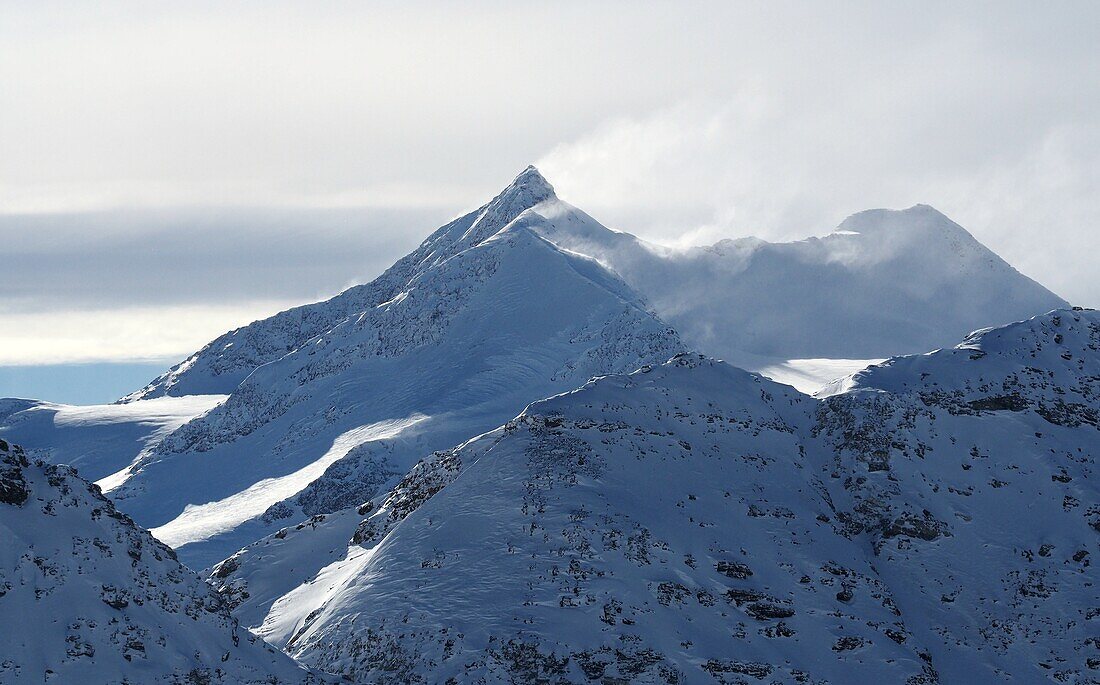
[494,165,556,207]
[832,203,977,244]
[452,166,557,250]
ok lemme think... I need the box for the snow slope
[0,439,320,685]
[232,309,1098,684]
[260,356,936,683]
[109,169,683,569]
[808,307,1100,682]
[0,395,225,484]
[755,357,884,395]
[209,507,366,632]
[122,166,558,402]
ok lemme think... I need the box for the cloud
[0,207,444,311]
[0,303,297,366]
[0,206,449,368]
[0,1,696,214]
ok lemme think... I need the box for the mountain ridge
[120,167,1067,404]
[520,195,1068,360]
[219,309,1098,684]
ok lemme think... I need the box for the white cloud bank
[0,302,295,366]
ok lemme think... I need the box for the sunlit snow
[151,414,427,548]
[755,358,884,395]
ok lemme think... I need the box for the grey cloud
[0,207,443,312]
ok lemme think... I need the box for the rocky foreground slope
[212,308,1098,684]
[0,439,320,684]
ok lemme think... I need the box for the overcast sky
[2,1,1098,378]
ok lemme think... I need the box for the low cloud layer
[0,207,440,364]
[0,303,291,366]
[2,2,1097,368]
[0,207,440,312]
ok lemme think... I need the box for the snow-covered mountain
[524,200,1068,361]
[123,168,1065,402]
[213,308,1098,684]
[0,439,320,684]
[108,168,683,568]
[808,307,1099,682]
[122,175,1065,407]
[121,166,561,402]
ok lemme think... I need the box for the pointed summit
[482,165,556,219]
[506,164,555,195]
[449,166,557,252]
